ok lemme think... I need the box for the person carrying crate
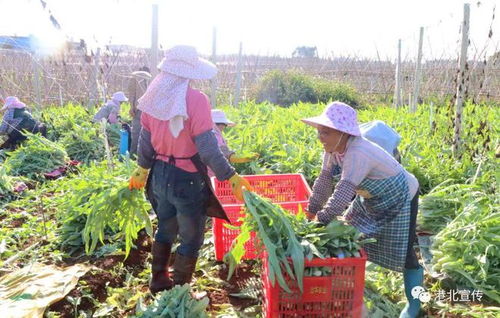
[0,96,47,150]
[302,101,423,318]
[208,109,259,177]
[128,45,252,295]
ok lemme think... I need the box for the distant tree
[292,46,318,58]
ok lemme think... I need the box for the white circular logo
[410,286,430,303]
[419,291,431,303]
[411,286,425,299]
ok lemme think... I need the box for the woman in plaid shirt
[302,102,422,318]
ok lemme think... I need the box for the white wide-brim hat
[212,109,235,126]
[158,45,217,80]
[112,91,128,102]
[301,101,361,136]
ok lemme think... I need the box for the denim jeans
[150,160,209,257]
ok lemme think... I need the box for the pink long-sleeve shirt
[140,87,214,173]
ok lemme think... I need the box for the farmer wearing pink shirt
[303,102,422,318]
[208,109,259,177]
[128,45,252,294]
[92,91,128,124]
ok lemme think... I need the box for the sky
[0,0,498,60]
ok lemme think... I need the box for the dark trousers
[0,123,46,150]
[130,110,142,156]
[150,160,210,258]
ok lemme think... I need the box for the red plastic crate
[213,201,308,261]
[263,250,367,318]
[212,174,312,261]
[213,174,311,205]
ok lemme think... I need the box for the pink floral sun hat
[1,96,26,111]
[301,101,361,136]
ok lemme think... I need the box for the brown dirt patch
[48,232,152,316]
[83,269,122,301]
[207,261,261,311]
[9,218,26,228]
[48,269,121,317]
[123,229,152,271]
[94,255,124,270]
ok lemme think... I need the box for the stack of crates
[213,173,367,317]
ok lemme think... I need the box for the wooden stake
[411,27,424,113]
[453,3,470,154]
[31,53,42,108]
[233,42,243,106]
[393,39,402,108]
[92,48,101,107]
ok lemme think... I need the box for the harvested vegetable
[135,284,209,318]
[296,215,375,259]
[4,133,68,180]
[431,195,500,303]
[106,123,121,147]
[56,160,152,257]
[39,103,92,141]
[0,166,14,196]
[83,184,152,257]
[60,125,105,163]
[225,191,373,292]
[417,180,484,233]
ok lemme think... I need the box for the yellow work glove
[229,174,253,201]
[129,166,150,190]
[229,153,260,164]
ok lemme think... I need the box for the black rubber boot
[149,241,173,294]
[172,253,198,286]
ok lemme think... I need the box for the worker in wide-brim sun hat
[302,101,422,318]
[93,91,129,124]
[128,45,253,295]
[208,109,259,177]
[0,96,47,150]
